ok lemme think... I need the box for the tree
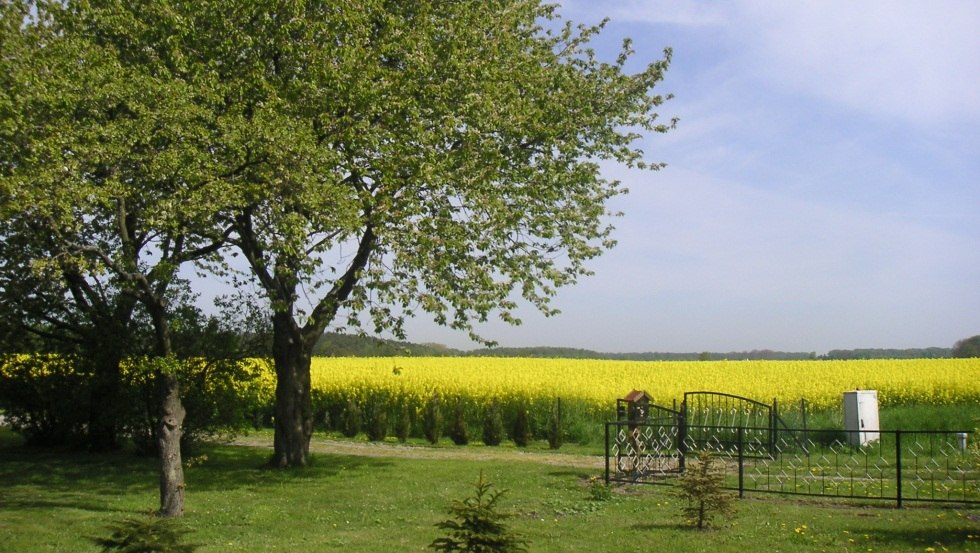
[952,335,980,358]
[430,472,528,553]
[676,451,736,530]
[4,0,674,471]
[0,0,235,516]
[0,215,140,451]
[216,1,675,466]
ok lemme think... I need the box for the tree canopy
[1,0,675,469]
[0,0,244,515]
[952,335,980,358]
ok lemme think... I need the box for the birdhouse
[617,389,653,423]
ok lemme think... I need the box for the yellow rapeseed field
[307,357,980,413]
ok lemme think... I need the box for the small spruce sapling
[340,397,361,438]
[546,398,563,450]
[394,400,412,443]
[430,471,528,553]
[365,397,388,442]
[676,450,736,530]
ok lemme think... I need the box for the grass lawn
[0,428,977,552]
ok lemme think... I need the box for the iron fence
[605,421,979,507]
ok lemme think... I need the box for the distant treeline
[821,348,951,360]
[312,333,953,360]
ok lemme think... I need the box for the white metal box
[843,390,879,446]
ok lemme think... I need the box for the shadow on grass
[841,511,978,550]
[0,431,156,512]
[0,429,392,513]
[192,442,394,490]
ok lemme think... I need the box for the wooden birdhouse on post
[617,390,653,429]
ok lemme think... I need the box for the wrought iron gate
[609,399,683,480]
[604,391,979,506]
[682,391,781,458]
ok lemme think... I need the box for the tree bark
[269,311,313,467]
[234,215,374,468]
[157,371,185,517]
[146,299,186,517]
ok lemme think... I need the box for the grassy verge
[1,428,977,552]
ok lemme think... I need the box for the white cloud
[576,1,980,127]
[733,1,980,127]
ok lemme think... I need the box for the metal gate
[682,391,779,459]
[604,391,979,506]
[606,391,784,483]
[609,397,683,480]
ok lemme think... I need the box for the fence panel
[605,421,979,507]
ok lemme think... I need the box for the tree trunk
[157,371,185,517]
[269,311,313,467]
[147,300,185,517]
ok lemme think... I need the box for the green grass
[1,429,978,552]
[770,402,978,432]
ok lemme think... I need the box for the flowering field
[299,357,980,443]
[3,355,977,444]
[307,357,980,414]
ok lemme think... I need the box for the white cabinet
[843,390,879,446]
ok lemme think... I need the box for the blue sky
[397,1,980,353]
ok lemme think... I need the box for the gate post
[677,401,687,472]
[604,422,611,484]
[737,427,745,498]
[895,430,903,508]
[770,398,778,458]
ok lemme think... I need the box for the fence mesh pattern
[606,422,979,506]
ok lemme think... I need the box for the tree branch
[302,219,376,346]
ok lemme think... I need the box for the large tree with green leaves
[207,1,675,466]
[0,0,238,515]
[3,0,675,473]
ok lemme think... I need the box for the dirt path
[231,435,605,470]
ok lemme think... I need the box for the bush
[546,398,563,450]
[448,400,469,446]
[482,400,504,446]
[0,354,267,454]
[422,392,442,445]
[394,400,412,443]
[430,472,528,553]
[510,402,531,448]
[168,358,270,451]
[364,398,388,442]
[0,354,94,448]
[676,451,736,530]
[340,397,362,438]
[91,516,199,552]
